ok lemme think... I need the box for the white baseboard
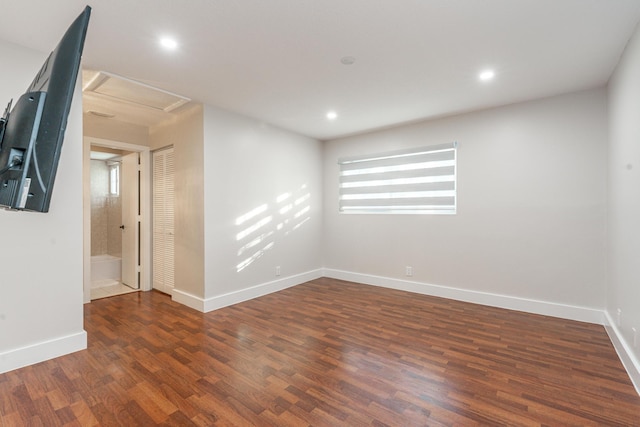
[0,331,87,374]
[322,269,605,325]
[171,288,206,312]
[172,269,324,313]
[603,311,640,395]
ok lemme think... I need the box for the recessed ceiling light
[340,56,356,65]
[326,111,338,120]
[159,37,178,50]
[479,69,495,82]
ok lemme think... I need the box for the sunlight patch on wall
[235,184,312,272]
[235,204,268,226]
[237,231,275,257]
[236,216,272,241]
[276,193,291,203]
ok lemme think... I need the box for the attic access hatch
[83,71,190,113]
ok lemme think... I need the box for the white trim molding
[603,311,640,395]
[171,288,205,312]
[322,269,605,325]
[172,269,324,313]
[0,331,87,375]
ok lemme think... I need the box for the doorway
[83,137,151,303]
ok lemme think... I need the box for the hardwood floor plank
[69,400,100,427]
[1,278,639,425]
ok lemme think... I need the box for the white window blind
[338,142,457,214]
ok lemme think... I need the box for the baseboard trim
[171,288,206,312]
[603,311,640,395]
[322,269,605,325]
[0,331,87,374]
[172,269,324,313]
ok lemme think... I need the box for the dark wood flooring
[1,278,639,426]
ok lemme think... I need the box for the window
[338,142,457,214]
[109,163,120,196]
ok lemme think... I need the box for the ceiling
[1,0,640,140]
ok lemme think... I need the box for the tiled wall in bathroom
[90,159,122,257]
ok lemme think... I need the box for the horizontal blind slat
[340,181,455,195]
[340,206,455,214]
[340,196,455,207]
[340,150,454,172]
[339,166,455,184]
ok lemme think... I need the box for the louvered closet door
[152,147,175,294]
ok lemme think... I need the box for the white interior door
[153,148,175,294]
[121,152,139,289]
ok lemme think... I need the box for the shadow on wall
[235,184,311,273]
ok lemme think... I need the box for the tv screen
[0,6,91,212]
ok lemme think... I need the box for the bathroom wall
[90,159,122,257]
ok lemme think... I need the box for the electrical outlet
[617,308,622,327]
[275,266,281,277]
[405,266,413,277]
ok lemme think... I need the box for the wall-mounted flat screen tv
[0,6,91,212]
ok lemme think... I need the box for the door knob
[120,225,125,230]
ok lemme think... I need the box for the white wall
[0,40,86,373]
[324,89,607,320]
[607,22,640,388]
[197,106,323,311]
